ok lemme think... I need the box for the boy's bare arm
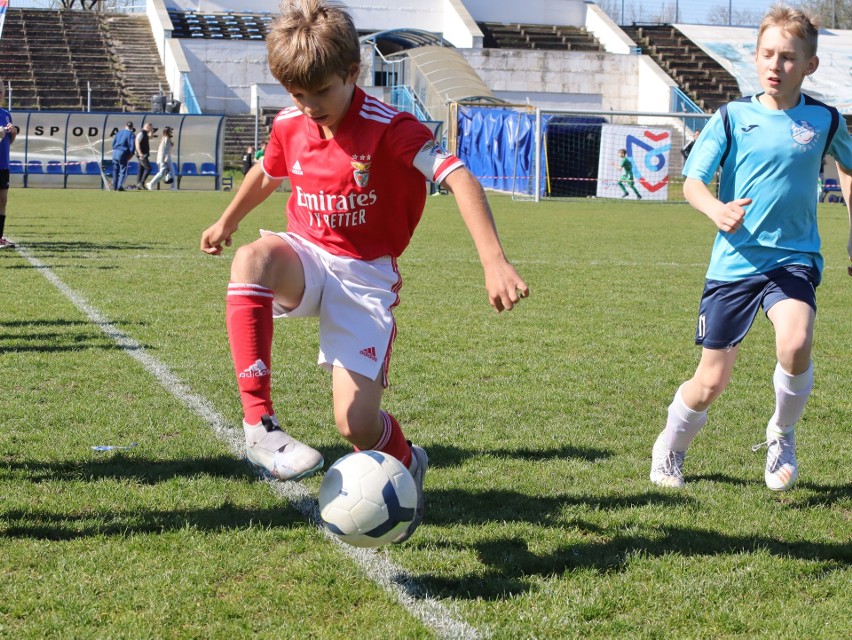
[200,163,283,255]
[683,177,752,233]
[442,167,529,312]
[837,161,852,275]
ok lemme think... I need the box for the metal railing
[182,73,201,115]
[670,86,705,132]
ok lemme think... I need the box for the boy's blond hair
[758,5,820,57]
[267,0,360,91]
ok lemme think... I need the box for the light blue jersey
[684,93,852,282]
[0,108,12,170]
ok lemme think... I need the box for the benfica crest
[351,155,372,187]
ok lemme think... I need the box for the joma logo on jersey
[351,154,372,187]
[625,131,671,192]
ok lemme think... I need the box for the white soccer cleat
[650,433,686,488]
[244,414,324,481]
[753,430,798,491]
[393,443,427,544]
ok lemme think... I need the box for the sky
[599,0,779,26]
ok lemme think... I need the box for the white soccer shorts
[260,230,401,386]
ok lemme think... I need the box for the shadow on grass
[426,488,692,527]
[3,263,120,271]
[1,503,306,540]
[1,454,312,539]
[416,526,852,600]
[318,442,613,472]
[688,473,850,506]
[5,240,161,254]
[0,318,150,353]
[2,454,255,485]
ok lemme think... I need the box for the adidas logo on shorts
[359,346,377,362]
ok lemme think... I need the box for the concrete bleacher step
[100,13,170,111]
[477,21,603,52]
[623,24,740,113]
[0,8,124,111]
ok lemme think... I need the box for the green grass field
[1,188,849,639]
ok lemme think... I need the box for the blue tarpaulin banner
[0,1,8,40]
[456,106,551,196]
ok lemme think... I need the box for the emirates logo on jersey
[351,154,372,187]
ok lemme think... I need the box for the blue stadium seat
[46,160,65,174]
[66,162,83,175]
[820,178,843,203]
[84,161,101,175]
[200,162,218,175]
[27,160,44,174]
[9,160,24,174]
[181,162,199,176]
[127,161,139,175]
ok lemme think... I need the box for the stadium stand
[477,22,603,52]
[621,25,740,112]
[0,8,165,112]
[167,9,273,40]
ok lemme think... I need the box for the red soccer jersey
[262,87,463,259]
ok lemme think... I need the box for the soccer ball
[318,450,417,548]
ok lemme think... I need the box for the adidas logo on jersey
[291,160,304,175]
[239,359,271,378]
[359,346,377,362]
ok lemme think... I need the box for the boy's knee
[334,411,378,447]
[231,242,269,281]
[689,374,729,406]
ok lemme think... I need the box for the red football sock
[227,282,275,424]
[359,411,411,468]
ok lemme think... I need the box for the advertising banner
[596,124,672,201]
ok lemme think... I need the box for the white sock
[768,362,813,436]
[243,414,277,445]
[661,385,708,451]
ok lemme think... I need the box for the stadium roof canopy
[360,28,447,55]
[401,45,503,106]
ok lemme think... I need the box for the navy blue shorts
[0,169,8,190]
[695,265,818,349]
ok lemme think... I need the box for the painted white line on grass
[18,245,481,640]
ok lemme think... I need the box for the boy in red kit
[200,0,528,543]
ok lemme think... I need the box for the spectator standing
[254,141,266,162]
[135,122,154,189]
[681,129,701,160]
[241,145,255,175]
[0,80,17,249]
[111,121,135,192]
[146,126,176,190]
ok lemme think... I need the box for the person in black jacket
[681,129,700,160]
[135,123,154,189]
[241,145,255,176]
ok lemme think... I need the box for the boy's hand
[200,220,236,255]
[484,260,529,312]
[710,198,751,233]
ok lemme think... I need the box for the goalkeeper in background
[617,148,642,199]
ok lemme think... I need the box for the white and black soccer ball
[318,451,417,548]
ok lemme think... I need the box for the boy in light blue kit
[650,6,852,490]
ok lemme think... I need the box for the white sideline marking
[18,245,481,640]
